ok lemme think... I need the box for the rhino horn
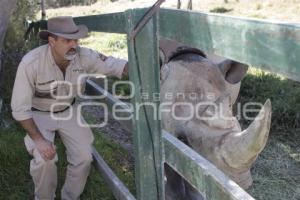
[220,99,272,170]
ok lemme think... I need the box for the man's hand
[35,138,56,160]
[19,118,56,160]
[122,62,129,76]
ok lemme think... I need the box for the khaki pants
[24,105,94,200]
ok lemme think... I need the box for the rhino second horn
[220,99,272,170]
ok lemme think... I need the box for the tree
[177,0,193,10]
[0,0,38,115]
[177,0,181,9]
[187,0,192,10]
[0,0,17,73]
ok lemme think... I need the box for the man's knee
[31,149,58,168]
[31,155,58,169]
[79,152,93,167]
[69,151,93,167]
[79,151,93,165]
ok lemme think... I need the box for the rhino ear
[218,60,248,84]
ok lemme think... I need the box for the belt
[31,98,75,113]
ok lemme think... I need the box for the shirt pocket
[35,79,57,99]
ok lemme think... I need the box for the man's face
[49,36,79,61]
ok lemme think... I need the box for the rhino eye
[205,106,217,116]
[196,103,218,119]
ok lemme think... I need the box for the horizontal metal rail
[92,147,136,200]
[163,131,253,200]
[85,79,133,132]
[158,8,300,82]
[73,12,126,33]
[71,9,300,82]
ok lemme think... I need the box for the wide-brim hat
[39,16,88,40]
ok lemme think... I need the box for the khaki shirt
[11,44,126,121]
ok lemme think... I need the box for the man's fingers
[41,153,48,160]
[45,143,55,154]
[41,148,56,160]
[44,152,51,160]
[48,147,54,155]
[51,143,56,151]
[43,152,55,160]
[36,140,56,160]
[42,152,50,160]
[39,149,48,159]
[47,148,56,158]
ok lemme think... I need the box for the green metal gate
[27,7,300,200]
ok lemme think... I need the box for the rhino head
[159,38,272,189]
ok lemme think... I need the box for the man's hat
[39,16,88,40]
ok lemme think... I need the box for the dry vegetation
[44,0,300,22]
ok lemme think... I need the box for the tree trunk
[0,0,17,73]
[177,0,181,9]
[187,0,192,10]
[41,0,46,20]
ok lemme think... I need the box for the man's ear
[218,59,249,84]
[48,35,57,47]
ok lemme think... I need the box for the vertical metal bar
[126,9,164,200]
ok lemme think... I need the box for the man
[11,16,128,200]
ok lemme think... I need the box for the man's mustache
[67,47,77,54]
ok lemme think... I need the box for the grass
[238,69,300,129]
[248,132,300,200]
[80,32,127,59]
[210,7,233,13]
[42,0,300,23]
[0,115,135,200]
[0,122,33,200]
[236,68,300,199]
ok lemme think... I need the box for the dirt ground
[83,105,133,153]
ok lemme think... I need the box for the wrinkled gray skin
[159,39,272,200]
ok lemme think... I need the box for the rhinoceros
[159,38,272,199]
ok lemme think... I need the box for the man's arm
[122,62,129,77]
[80,47,128,79]
[19,119,56,160]
[11,60,55,160]
[19,118,44,141]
